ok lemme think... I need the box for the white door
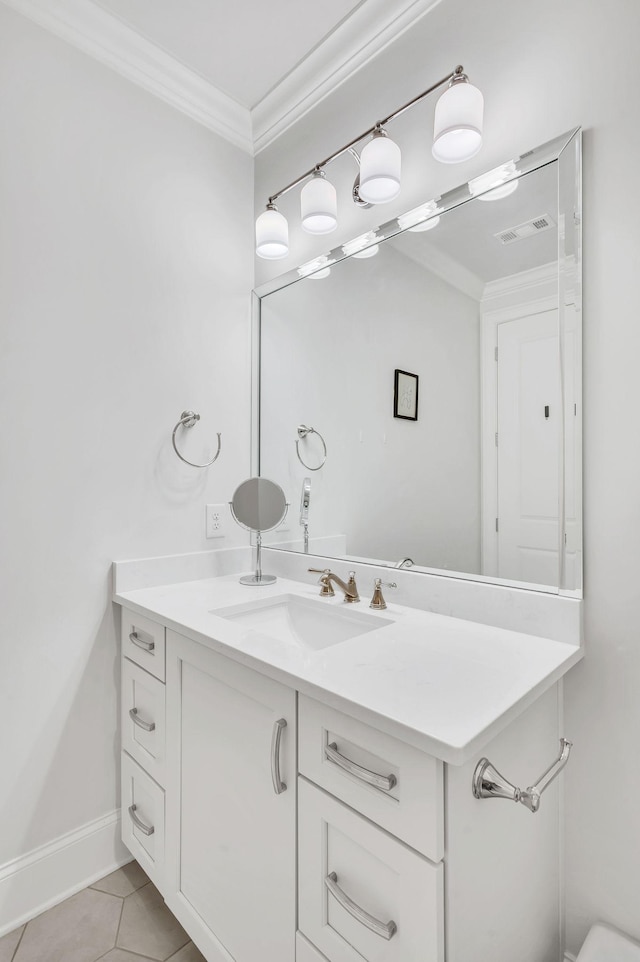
[165,630,296,962]
[497,310,560,586]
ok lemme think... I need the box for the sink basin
[212,594,393,651]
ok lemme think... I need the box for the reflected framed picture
[394,369,419,421]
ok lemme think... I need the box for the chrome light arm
[472,738,572,814]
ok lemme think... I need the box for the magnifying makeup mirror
[230,477,288,585]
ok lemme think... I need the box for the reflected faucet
[396,557,415,569]
[308,568,360,603]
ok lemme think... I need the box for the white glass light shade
[358,133,401,204]
[397,201,441,232]
[432,80,484,163]
[297,255,332,279]
[352,244,379,259]
[469,162,519,201]
[301,173,337,234]
[255,207,289,259]
[409,215,440,232]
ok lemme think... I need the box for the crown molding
[0,0,253,154]
[482,261,558,303]
[251,0,445,153]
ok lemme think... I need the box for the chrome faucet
[308,568,360,603]
[396,557,415,569]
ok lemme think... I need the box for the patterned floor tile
[99,949,157,962]
[167,943,206,962]
[117,884,189,961]
[91,862,150,898]
[14,889,122,962]
[0,925,25,962]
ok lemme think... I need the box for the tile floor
[0,862,206,962]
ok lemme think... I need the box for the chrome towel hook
[295,424,327,471]
[171,410,221,468]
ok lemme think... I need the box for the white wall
[255,0,640,953]
[0,0,252,888]
[260,245,481,572]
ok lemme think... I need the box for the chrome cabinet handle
[325,872,397,940]
[325,742,397,792]
[129,707,156,732]
[271,718,287,795]
[129,631,155,652]
[128,804,154,837]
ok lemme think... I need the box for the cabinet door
[165,630,296,962]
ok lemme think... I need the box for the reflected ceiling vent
[495,212,556,245]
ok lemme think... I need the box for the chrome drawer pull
[271,718,287,795]
[325,742,397,792]
[129,631,155,652]
[128,804,154,837]
[129,707,156,732]
[325,872,397,940]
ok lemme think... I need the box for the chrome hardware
[171,410,222,468]
[129,708,155,732]
[325,742,397,792]
[369,578,397,610]
[128,804,154,836]
[308,567,335,597]
[325,872,397,940]
[473,738,572,813]
[300,477,311,553]
[295,424,327,471]
[129,631,154,652]
[396,557,414,569]
[308,568,359,602]
[271,718,287,795]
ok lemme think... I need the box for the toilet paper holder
[472,738,572,813]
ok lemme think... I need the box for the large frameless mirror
[254,129,582,595]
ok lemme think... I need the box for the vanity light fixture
[297,255,333,279]
[341,231,380,258]
[300,170,338,234]
[256,64,484,259]
[397,200,441,232]
[469,161,519,201]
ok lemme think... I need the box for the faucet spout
[308,568,360,603]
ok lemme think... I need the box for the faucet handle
[345,571,360,603]
[308,567,335,597]
[370,578,397,610]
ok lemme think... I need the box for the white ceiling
[93,0,365,109]
[2,0,443,152]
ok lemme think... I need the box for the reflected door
[497,311,560,585]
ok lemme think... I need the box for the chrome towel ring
[295,424,327,471]
[172,410,221,468]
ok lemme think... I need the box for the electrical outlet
[205,503,227,539]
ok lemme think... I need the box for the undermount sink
[212,594,393,650]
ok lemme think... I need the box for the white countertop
[115,573,582,764]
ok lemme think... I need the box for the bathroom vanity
[116,564,581,962]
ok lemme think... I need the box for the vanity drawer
[298,778,443,962]
[121,609,166,682]
[121,751,165,888]
[298,695,443,860]
[122,658,166,786]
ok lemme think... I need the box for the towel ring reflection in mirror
[295,424,327,471]
[171,410,222,468]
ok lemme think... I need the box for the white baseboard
[0,809,131,937]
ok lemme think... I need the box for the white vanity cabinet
[163,629,296,962]
[119,603,564,962]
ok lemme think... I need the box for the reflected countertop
[114,573,582,765]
